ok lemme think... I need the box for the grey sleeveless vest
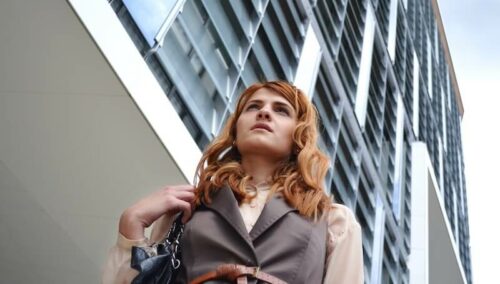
[175,186,327,284]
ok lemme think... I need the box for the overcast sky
[438,0,500,283]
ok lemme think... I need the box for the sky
[438,0,500,283]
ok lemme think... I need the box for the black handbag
[130,215,184,284]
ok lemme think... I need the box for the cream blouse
[102,187,364,284]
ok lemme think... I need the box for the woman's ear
[232,135,238,149]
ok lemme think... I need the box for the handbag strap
[162,214,184,268]
[165,214,184,242]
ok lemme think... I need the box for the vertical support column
[294,24,322,98]
[387,0,399,61]
[393,93,405,220]
[427,35,433,99]
[370,194,386,284]
[441,87,447,152]
[453,186,459,243]
[354,2,376,129]
[412,51,420,138]
[409,142,429,284]
[446,69,451,111]
[438,136,444,199]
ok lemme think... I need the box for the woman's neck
[240,156,279,185]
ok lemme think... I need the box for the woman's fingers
[119,184,197,239]
[171,190,195,202]
[164,196,193,223]
[162,186,196,223]
[163,184,195,193]
[177,200,194,224]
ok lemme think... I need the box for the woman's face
[235,88,298,161]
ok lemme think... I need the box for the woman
[103,81,364,283]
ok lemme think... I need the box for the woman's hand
[118,185,195,240]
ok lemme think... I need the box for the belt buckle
[253,266,260,277]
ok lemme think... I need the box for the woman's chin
[240,146,290,160]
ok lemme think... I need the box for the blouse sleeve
[322,203,364,284]
[102,233,146,284]
[101,214,175,284]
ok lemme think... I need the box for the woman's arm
[102,185,194,283]
[102,233,146,284]
[323,204,364,284]
[119,185,195,239]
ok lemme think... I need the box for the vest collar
[203,185,254,251]
[203,185,299,243]
[249,193,298,240]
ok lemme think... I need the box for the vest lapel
[249,194,298,240]
[203,185,255,252]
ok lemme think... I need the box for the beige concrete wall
[0,0,191,282]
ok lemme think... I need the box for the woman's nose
[257,109,271,120]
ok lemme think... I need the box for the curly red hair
[194,81,332,219]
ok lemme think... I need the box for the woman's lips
[251,123,273,132]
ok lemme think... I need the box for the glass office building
[107,0,472,283]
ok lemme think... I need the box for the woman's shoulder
[325,203,360,238]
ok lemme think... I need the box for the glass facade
[111,0,472,283]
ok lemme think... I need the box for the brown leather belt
[190,264,287,284]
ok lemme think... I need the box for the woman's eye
[276,107,290,116]
[246,104,259,111]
